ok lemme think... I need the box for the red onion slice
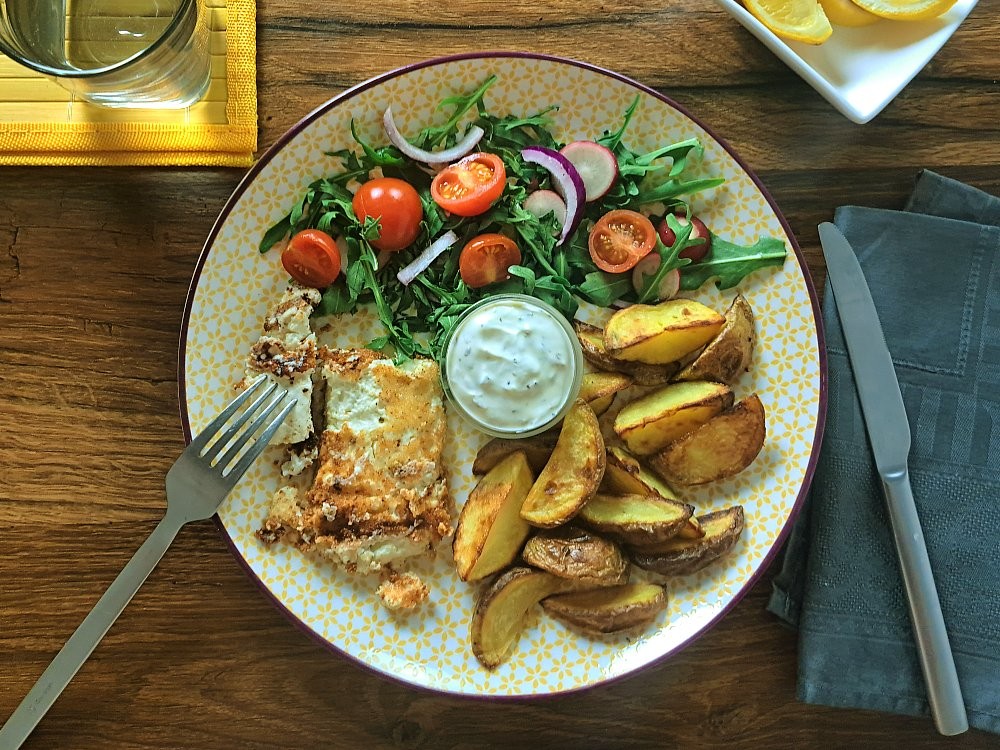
[520,146,585,245]
[396,230,459,285]
[383,107,484,166]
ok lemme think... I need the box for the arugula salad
[259,75,787,361]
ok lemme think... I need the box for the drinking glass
[0,0,211,108]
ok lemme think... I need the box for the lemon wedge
[820,0,880,25]
[744,0,834,44]
[849,0,957,19]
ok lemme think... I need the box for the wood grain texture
[1,1,998,747]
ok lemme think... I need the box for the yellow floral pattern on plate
[182,54,823,697]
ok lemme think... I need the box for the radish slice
[396,230,458,285]
[383,107,484,166]
[560,141,619,202]
[523,189,567,226]
[520,146,585,245]
[632,255,680,301]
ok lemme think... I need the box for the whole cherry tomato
[352,177,423,252]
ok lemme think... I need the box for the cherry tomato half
[352,177,423,252]
[431,153,507,217]
[459,233,522,288]
[281,229,342,288]
[588,209,656,273]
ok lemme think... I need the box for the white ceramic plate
[179,53,826,697]
[715,0,979,123]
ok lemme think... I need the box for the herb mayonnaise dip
[443,295,583,437]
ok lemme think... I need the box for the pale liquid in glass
[0,0,210,107]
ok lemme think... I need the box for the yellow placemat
[0,0,257,167]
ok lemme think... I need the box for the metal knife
[818,222,968,736]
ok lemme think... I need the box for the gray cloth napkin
[767,170,1000,734]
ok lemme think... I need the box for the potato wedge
[579,371,633,417]
[577,493,693,546]
[522,526,629,586]
[471,567,566,668]
[677,515,705,540]
[472,430,559,475]
[649,394,766,485]
[453,452,535,582]
[604,299,725,365]
[630,506,745,575]
[601,446,703,539]
[542,583,667,634]
[613,380,734,456]
[675,294,756,384]
[573,320,677,386]
[520,400,605,528]
[603,445,680,499]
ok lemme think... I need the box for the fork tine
[223,398,297,479]
[200,380,280,462]
[189,376,273,452]
[213,389,289,471]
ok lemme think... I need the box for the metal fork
[0,376,293,749]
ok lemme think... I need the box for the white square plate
[715,0,979,123]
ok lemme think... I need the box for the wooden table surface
[2,2,998,748]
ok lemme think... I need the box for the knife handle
[882,470,968,736]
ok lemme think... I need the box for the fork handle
[0,511,184,749]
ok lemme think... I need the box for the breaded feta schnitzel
[257,347,453,609]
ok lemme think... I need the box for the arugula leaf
[350,119,405,167]
[259,215,290,253]
[507,265,537,294]
[598,95,640,152]
[534,275,578,320]
[637,215,694,304]
[679,235,787,290]
[315,281,356,316]
[619,138,703,179]
[420,74,498,149]
[635,176,725,206]
[576,271,632,307]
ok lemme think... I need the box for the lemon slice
[849,0,957,18]
[744,0,834,44]
[820,0,880,25]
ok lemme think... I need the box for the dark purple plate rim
[177,50,828,700]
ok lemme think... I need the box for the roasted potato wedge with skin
[522,526,630,586]
[574,321,677,386]
[675,294,756,384]
[542,583,667,634]
[602,446,704,539]
[453,452,535,582]
[604,445,681,500]
[472,430,559,475]
[521,400,605,528]
[649,394,766,486]
[677,515,705,540]
[630,506,745,575]
[578,371,633,417]
[577,493,694,546]
[604,299,725,365]
[614,380,734,456]
[471,567,567,668]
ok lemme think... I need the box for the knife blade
[818,222,968,736]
